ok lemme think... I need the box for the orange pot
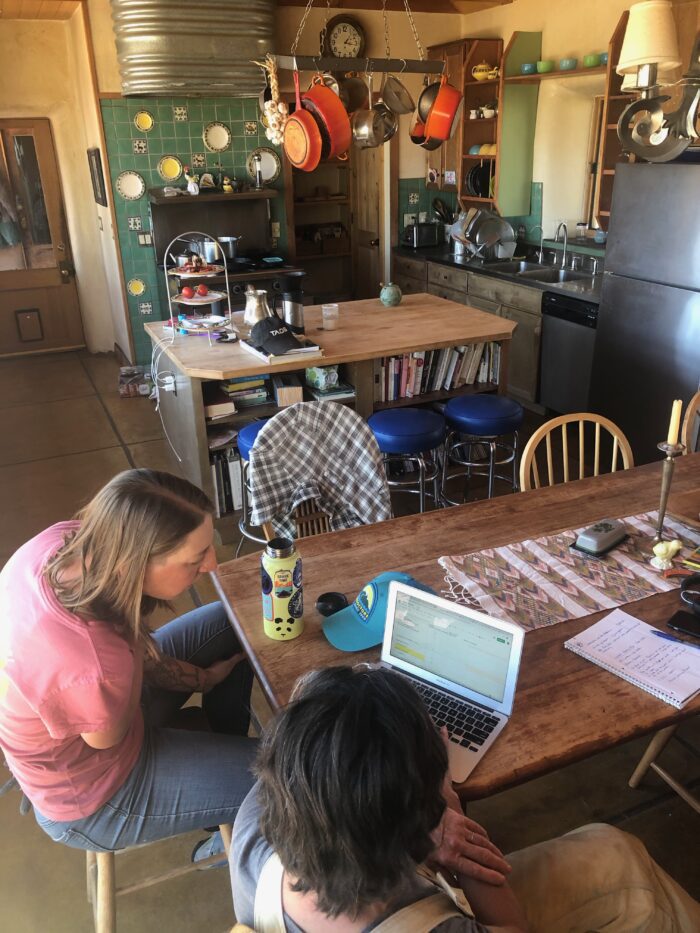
[424,74,463,142]
[303,75,351,159]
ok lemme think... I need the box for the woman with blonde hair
[0,469,256,857]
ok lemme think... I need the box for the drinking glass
[322,303,339,330]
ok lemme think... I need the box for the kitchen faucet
[528,224,544,262]
[555,222,568,269]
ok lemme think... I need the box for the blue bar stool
[368,408,446,513]
[236,418,270,552]
[441,394,524,503]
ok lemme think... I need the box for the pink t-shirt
[0,522,144,820]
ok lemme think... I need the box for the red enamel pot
[303,75,352,159]
[424,74,464,142]
[283,71,323,172]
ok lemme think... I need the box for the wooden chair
[681,388,700,453]
[261,498,331,543]
[628,725,699,815]
[86,824,233,933]
[519,413,634,492]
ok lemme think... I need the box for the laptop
[381,581,525,783]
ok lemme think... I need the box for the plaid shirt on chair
[248,401,392,539]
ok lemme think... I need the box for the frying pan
[408,113,441,150]
[283,71,322,172]
[417,80,441,122]
[303,75,351,159]
[338,73,369,113]
[424,74,463,142]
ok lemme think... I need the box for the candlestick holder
[652,441,686,544]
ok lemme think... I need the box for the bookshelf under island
[144,294,516,510]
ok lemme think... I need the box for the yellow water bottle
[261,537,304,641]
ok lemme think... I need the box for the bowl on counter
[583,53,601,67]
[520,62,537,75]
[537,60,555,74]
[559,57,578,71]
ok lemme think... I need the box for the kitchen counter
[394,245,602,303]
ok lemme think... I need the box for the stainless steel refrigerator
[590,162,700,464]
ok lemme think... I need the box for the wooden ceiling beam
[275,1,512,13]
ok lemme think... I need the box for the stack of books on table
[220,375,271,409]
[376,343,500,404]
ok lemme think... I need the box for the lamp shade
[617,0,681,74]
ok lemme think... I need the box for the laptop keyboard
[413,681,501,752]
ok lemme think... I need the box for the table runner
[439,511,700,632]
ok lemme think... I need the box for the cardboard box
[119,365,153,398]
[272,373,304,407]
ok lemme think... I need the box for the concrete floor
[0,350,698,932]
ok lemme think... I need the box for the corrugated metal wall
[111,0,275,97]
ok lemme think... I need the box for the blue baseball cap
[322,571,435,652]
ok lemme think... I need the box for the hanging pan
[303,75,352,159]
[424,74,463,142]
[283,71,322,172]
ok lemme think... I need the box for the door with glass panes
[0,118,84,355]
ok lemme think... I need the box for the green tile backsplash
[101,97,287,364]
[397,179,458,237]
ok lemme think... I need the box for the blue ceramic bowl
[468,144,481,155]
[600,52,609,65]
[559,57,578,71]
[520,62,536,75]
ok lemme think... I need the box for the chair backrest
[681,389,700,454]
[250,401,392,541]
[519,413,634,492]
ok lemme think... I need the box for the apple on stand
[181,285,195,299]
[196,284,209,297]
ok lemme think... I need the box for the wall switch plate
[403,212,417,227]
[418,211,428,223]
[271,221,281,238]
[137,232,152,246]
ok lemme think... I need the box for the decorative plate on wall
[246,147,281,184]
[157,155,183,182]
[116,171,146,200]
[133,110,155,132]
[127,278,146,296]
[203,121,232,152]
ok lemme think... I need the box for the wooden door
[0,118,84,356]
[351,145,383,300]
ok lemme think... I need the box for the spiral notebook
[565,610,700,709]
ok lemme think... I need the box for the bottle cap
[265,537,295,558]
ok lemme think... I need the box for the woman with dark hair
[230,666,700,932]
[0,469,256,855]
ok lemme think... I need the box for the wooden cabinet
[427,262,468,292]
[426,41,466,194]
[467,272,541,314]
[500,305,541,404]
[393,253,427,297]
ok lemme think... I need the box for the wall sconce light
[616,0,700,162]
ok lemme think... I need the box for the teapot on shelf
[471,61,494,82]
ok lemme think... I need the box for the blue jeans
[35,602,258,852]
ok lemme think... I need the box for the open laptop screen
[389,588,514,704]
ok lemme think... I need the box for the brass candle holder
[653,441,686,544]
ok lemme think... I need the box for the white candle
[666,398,682,445]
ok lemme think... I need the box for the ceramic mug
[583,53,601,68]
[536,60,555,74]
[559,58,578,71]
[599,52,609,65]
[520,62,536,75]
[482,108,496,119]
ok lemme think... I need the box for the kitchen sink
[480,260,548,274]
[518,267,591,284]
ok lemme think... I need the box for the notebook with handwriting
[565,609,700,709]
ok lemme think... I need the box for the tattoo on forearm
[143,652,204,692]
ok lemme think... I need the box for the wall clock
[322,15,366,59]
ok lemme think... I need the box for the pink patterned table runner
[439,512,700,632]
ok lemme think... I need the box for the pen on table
[651,630,700,650]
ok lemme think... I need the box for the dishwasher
[539,292,599,413]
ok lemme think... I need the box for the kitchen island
[145,293,516,501]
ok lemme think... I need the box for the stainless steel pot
[351,73,383,149]
[200,236,244,263]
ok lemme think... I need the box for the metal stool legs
[383,451,441,513]
[236,458,266,557]
[442,430,519,505]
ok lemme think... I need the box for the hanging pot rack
[270,0,443,75]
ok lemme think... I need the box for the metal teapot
[243,285,276,327]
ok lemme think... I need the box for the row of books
[376,342,501,403]
[210,447,243,518]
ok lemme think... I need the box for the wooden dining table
[213,454,700,801]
